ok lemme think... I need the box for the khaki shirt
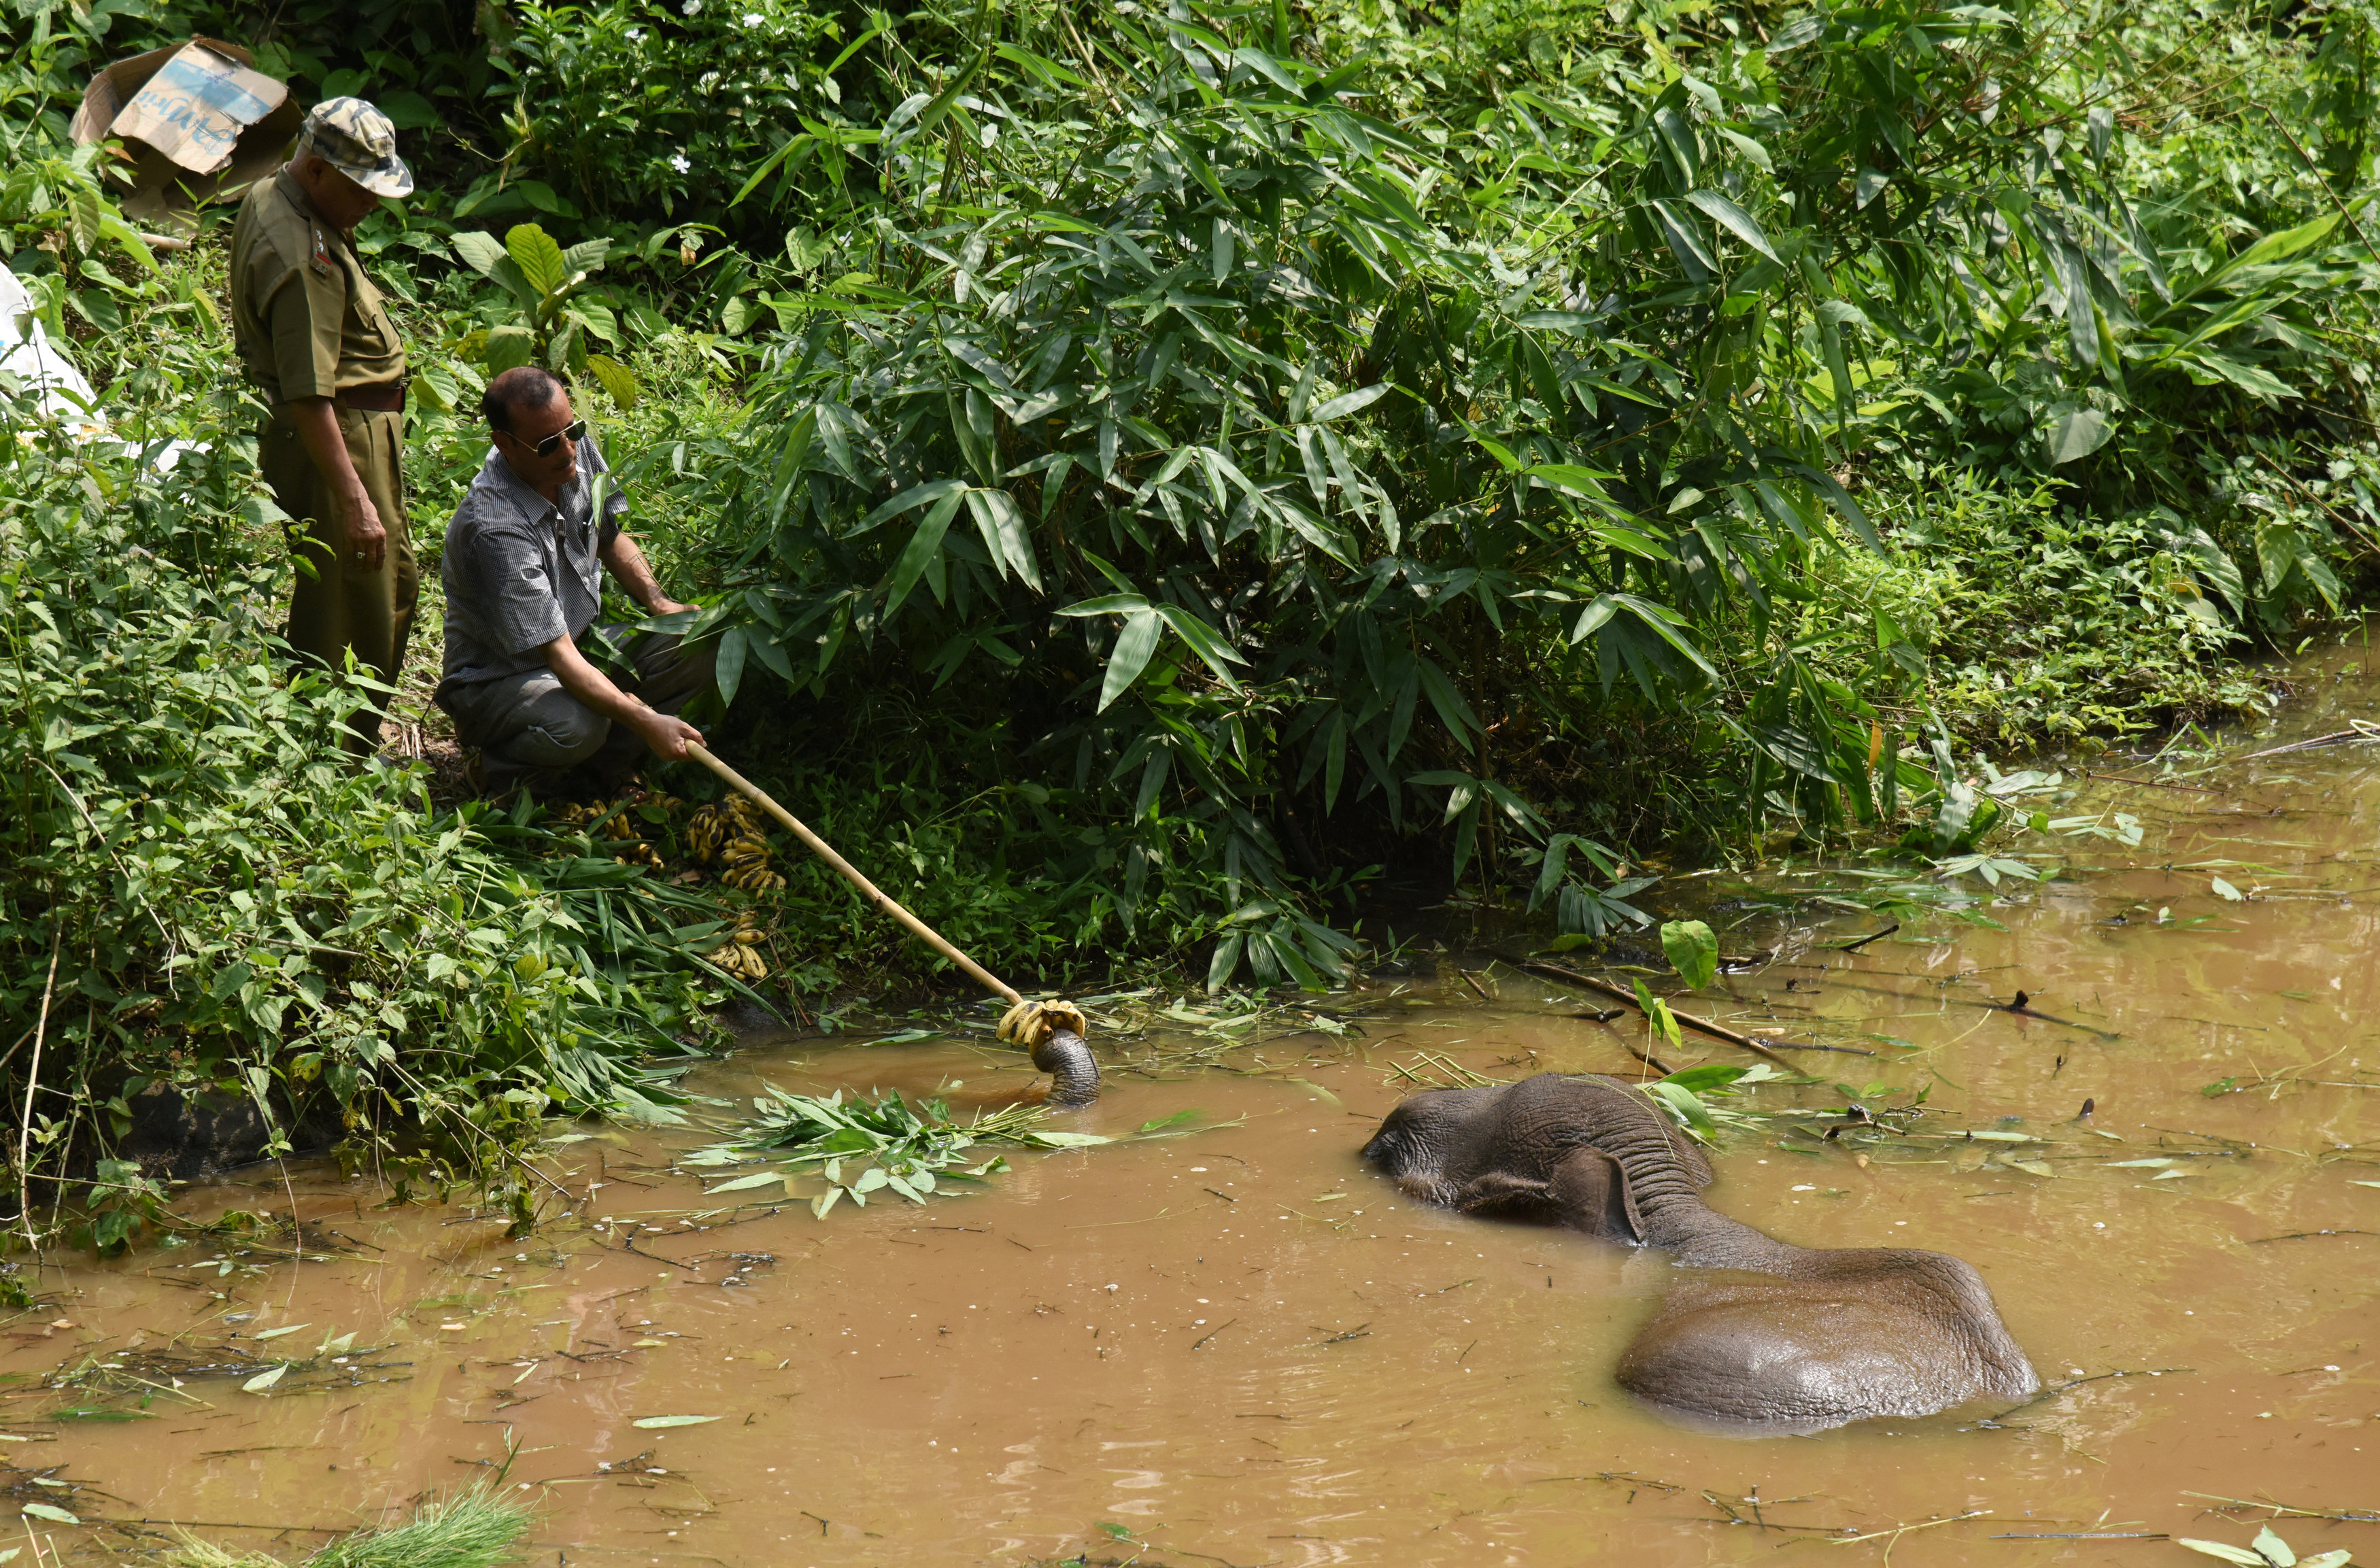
[228,168,407,405]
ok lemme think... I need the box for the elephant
[1361,1072,2037,1433]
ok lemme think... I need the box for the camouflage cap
[298,97,413,199]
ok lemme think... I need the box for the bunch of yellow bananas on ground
[686,796,785,893]
[704,913,770,980]
[549,797,674,870]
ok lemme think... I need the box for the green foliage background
[3,0,2379,1216]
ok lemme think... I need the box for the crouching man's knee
[508,703,610,770]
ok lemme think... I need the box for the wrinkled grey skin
[1361,1073,2037,1433]
[1032,1029,1100,1106]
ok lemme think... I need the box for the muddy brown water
[18,655,2380,1567]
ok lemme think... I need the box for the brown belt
[334,383,406,413]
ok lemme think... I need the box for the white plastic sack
[0,267,105,437]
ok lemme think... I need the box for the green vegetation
[0,412,728,1227]
[3,0,2377,1212]
[167,1482,532,1568]
[685,1084,1117,1218]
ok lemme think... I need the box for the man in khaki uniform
[228,98,415,749]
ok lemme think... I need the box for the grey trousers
[441,627,715,787]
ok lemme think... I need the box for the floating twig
[2184,1491,2380,1524]
[2247,1229,2380,1244]
[2237,720,2380,761]
[1827,1509,1988,1545]
[1833,923,1900,953]
[2086,770,2229,795]
[1523,963,1795,1068]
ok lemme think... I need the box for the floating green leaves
[685,1087,1117,1221]
[19,1503,75,1525]
[2178,1525,2349,1568]
[632,1415,723,1429]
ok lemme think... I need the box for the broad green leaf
[2045,405,2111,464]
[965,488,1042,591]
[703,1170,787,1194]
[241,1364,287,1393]
[18,1504,75,1525]
[1515,311,1600,333]
[715,626,748,706]
[1650,200,1718,279]
[449,230,508,281]
[1646,1079,1714,1135]
[1632,977,1683,1053]
[1151,603,1248,680]
[1098,609,1161,712]
[1310,384,1390,422]
[1659,919,1719,989]
[483,325,534,377]
[250,1323,311,1340]
[1057,594,1152,617]
[913,45,991,139]
[1684,190,1779,262]
[1661,1064,1748,1093]
[506,223,571,301]
[885,490,964,617]
[2200,214,2339,292]
[2175,1542,2273,1567]
[1716,126,1773,171]
[631,1415,723,1429]
[586,353,638,411]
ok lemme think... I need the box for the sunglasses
[512,418,586,458]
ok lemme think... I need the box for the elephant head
[1361,1073,2038,1433]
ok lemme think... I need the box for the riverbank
[6,635,2377,1565]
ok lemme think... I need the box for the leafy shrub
[0,396,717,1231]
[472,0,843,241]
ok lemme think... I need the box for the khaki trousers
[259,405,418,748]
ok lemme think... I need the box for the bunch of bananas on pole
[704,912,771,981]
[686,796,785,893]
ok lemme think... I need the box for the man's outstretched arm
[539,630,703,760]
[598,530,691,617]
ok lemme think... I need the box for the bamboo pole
[685,743,1021,1006]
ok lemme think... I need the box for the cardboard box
[71,38,301,226]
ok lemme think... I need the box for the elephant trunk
[1032,1029,1100,1106]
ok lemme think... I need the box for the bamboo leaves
[1058,595,1248,708]
[615,0,2372,964]
[1683,190,1779,263]
[687,1087,1114,1219]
